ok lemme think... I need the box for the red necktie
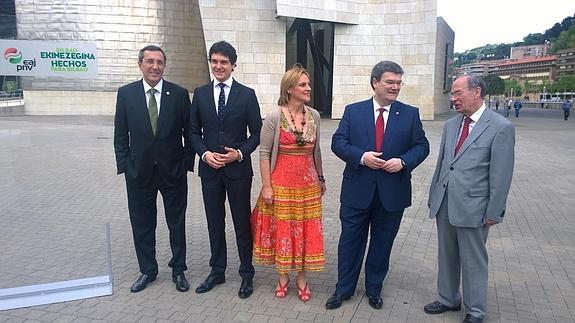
[454,117,472,156]
[375,108,385,152]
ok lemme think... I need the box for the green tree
[485,75,505,96]
[504,79,523,98]
[552,25,575,51]
[550,76,575,93]
[523,33,544,45]
[483,75,505,108]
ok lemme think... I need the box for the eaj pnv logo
[4,48,23,64]
[3,47,36,71]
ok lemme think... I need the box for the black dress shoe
[195,273,225,294]
[325,294,351,310]
[130,274,156,293]
[238,277,253,299]
[423,300,461,314]
[367,295,383,309]
[463,314,483,323]
[172,272,190,292]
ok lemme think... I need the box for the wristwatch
[400,159,406,169]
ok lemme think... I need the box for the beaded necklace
[287,106,308,146]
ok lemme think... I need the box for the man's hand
[484,218,498,227]
[217,147,240,164]
[363,151,386,169]
[382,158,404,173]
[205,151,226,169]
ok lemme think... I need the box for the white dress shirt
[142,79,163,114]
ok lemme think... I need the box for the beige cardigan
[259,106,323,176]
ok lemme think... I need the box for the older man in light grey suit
[424,75,515,323]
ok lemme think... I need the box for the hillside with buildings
[452,14,575,101]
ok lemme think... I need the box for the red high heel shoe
[275,278,289,298]
[296,281,311,302]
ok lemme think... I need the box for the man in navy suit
[189,41,262,299]
[114,45,194,293]
[327,61,429,310]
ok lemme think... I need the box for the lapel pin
[166,91,170,95]
[395,111,399,115]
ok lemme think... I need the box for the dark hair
[208,41,237,65]
[460,74,486,98]
[138,45,166,63]
[370,61,404,89]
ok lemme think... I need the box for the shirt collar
[468,103,486,123]
[143,78,163,94]
[213,77,233,89]
[372,97,391,112]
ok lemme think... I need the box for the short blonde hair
[278,63,310,106]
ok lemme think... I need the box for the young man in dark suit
[328,61,429,310]
[189,41,262,299]
[114,45,194,293]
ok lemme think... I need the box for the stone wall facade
[16,0,208,114]
[13,0,452,119]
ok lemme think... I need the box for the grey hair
[460,74,486,98]
[370,61,404,89]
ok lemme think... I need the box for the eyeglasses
[383,80,403,86]
[143,59,165,67]
[450,87,480,98]
[450,91,465,98]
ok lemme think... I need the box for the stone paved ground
[0,107,574,322]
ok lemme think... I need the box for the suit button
[219,131,224,135]
[450,166,454,170]
[154,161,159,165]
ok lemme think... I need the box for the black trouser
[126,167,188,276]
[201,173,255,279]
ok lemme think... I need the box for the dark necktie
[375,107,385,152]
[217,83,226,120]
[148,88,158,135]
[454,117,472,156]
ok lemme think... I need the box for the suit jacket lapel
[445,115,462,163]
[157,81,171,134]
[134,80,155,137]
[383,102,400,150]
[453,109,491,162]
[364,100,376,151]
[221,80,239,122]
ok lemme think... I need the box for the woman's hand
[261,186,274,204]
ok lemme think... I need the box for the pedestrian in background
[513,99,522,118]
[562,99,572,120]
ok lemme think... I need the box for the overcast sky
[437,0,575,52]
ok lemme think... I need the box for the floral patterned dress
[251,110,325,274]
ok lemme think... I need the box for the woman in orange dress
[251,64,326,302]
